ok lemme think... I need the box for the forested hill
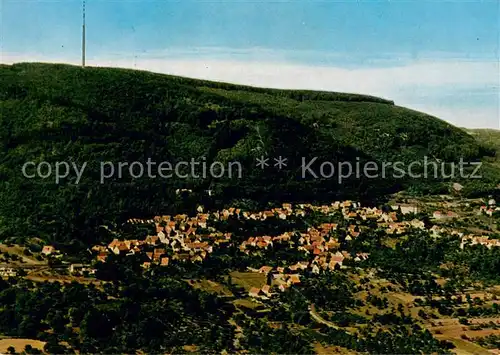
[0,63,496,246]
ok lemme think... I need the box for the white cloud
[2,50,499,129]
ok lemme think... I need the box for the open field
[0,244,46,265]
[232,298,262,310]
[229,271,266,291]
[187,279,233,297]
[0,338,46,353]
[313,342,358,355]
[26,273,104,286]
[489,286,500,297]
[427,317,500,355]
[437,337,495,355]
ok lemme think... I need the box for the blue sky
[2,0,499,128]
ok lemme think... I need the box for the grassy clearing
[26,274,103,286]
[427,317,500,342]
[229,271,266,291]
[436,337,493,355]
[189,279,233,297]
[467,129,500,156]
[0,244,46,265]
[313,342,358,355]
[467,129,500,179]
[232,298,262,310]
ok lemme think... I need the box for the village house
[286,274,301,285]
[69,264,96,276]
[261,284,272,298]
[277,210,288,220]
[91,245,107,253]
[112,243,129,255]
[354,253,370,262]
[0,267,17,278]
[278,284,288,292]
[311,264,321,274]
[433,211,458,220]
[41,245,57,256]
[97,251,109,262]
[330,254,344,267]
[258,266,273,275]
[153,248,165,261]
[248,287,261,298]
[391,204,419,215]
[410,219,425,229]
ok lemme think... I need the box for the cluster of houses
[1,195,492,285]
[86,200,432,270]
[239,223,344,254]
[478,198,499,217]
[91,231,228,268]
[87,201,370,271]
[43,198,490,288]
[244,250,370,299]
[425,223,500,249]
[378,216,426,234]
[247,265,304,298]
[0,195,489,296]
[298,224,345,252]
[93,209,242,267]
[460,235,500,249]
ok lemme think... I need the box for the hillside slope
[466,129,500,158]
[464,128,500,193]
[0,63,496,245]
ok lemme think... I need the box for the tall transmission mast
[82,0,86,67]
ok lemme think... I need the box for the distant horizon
[2,0,499,129]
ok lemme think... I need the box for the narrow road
[309,304,352,335]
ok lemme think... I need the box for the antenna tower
[82,0,86,67]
